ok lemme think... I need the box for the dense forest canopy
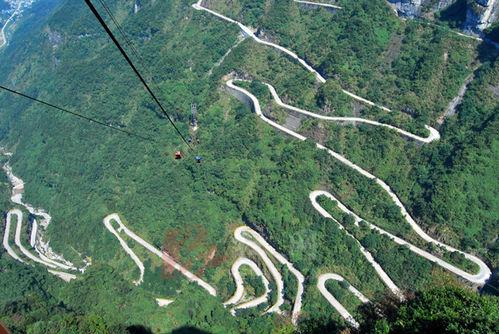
[0,0,497,333]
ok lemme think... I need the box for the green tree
[360,287,499,334]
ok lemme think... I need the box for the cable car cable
[93,0,202,161]
[97,0,143,65]
[96,0,171,116]
[93,0,201,161]
[96,0,197,157]
[0,84,155,142]
[84,0,192,149]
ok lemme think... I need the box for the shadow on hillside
[126,325,153,334]
[436,0,467,28]
[480,269,499,296]
[477,39,499,63]
[171,327,211,334]
[298,319,346,334]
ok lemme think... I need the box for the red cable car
[174,151,183,159]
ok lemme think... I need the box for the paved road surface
[234,226,305,323]
[294,0,342,10]
[224,257,270,315]
[0,1,22,48]
[317,273,369,328]
[226,79,491,326]
[192,1,396,112]
[241,79,440,143]
[103,214,217,296]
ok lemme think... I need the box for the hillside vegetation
[0,0,497,332]
[208,0,480,126]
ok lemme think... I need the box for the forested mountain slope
[0,0,497,333]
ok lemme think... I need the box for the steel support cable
[84,0,192,149]
[97,0,143,66]
[96,0,195,150]
[96,0,168,113]
[96,0,202,159]
[0,85,155,142]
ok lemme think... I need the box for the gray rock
[134,0,141,14]
[387,0,457,17]
[387,0,424,18]
[387,0,498,34]
[464,0,499,33]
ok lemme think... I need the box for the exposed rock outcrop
[387,0,455,18]
[464,0,499,32]
[388,0,498,34]
[134,0,141,14]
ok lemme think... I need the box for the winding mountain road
[234,226,304,323]
[1,150,88,282]
[226,79,491,325]
[231,80,404,298]
[2,154,83,271]
[317,273,369,328]
[227,80,491,284]
[2,209,24,263]
[311,191,491,285]
[103,213,217,296]
[103,213,145,285]
[233,226,285,314]
[192,1,396,113]
[2,208,78,281]
[242,79,439,143]
[11,208,58,269]
[293,0,342,10]
[0,1,22,49]
[0,1,491,327]
[224,257,270,315]
[312,190,491,326]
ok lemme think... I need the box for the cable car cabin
[195,156,202,163]
[174,151,183,159]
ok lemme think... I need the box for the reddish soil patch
[0,322,10,334]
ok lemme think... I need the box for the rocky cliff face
[464,0,499,32]
[387,0,422,17]
[387,0,455,17]
[388,0,498,33]
[134,0,141,14]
